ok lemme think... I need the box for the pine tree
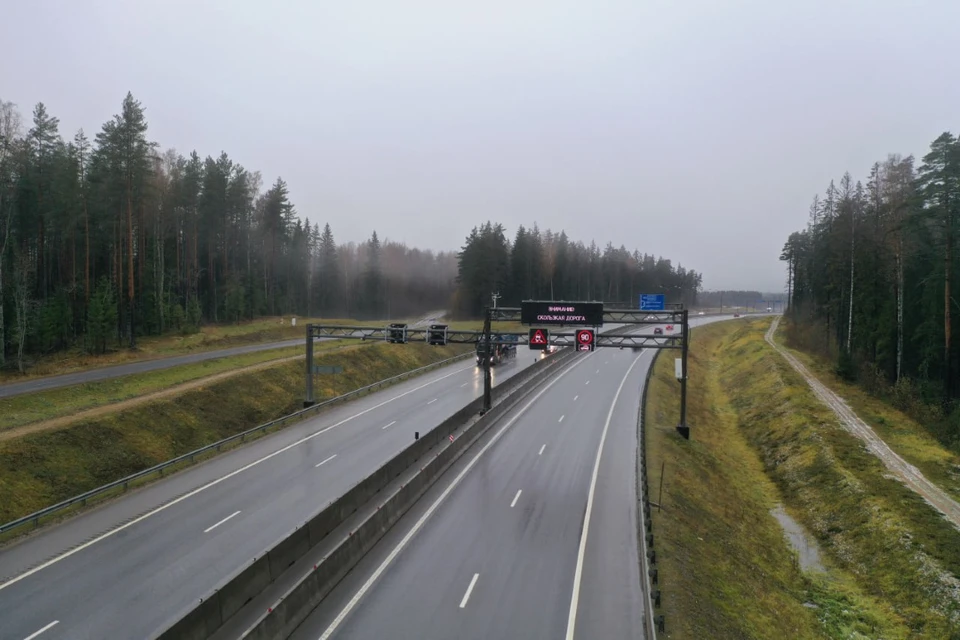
[29,102,60,298]
[917,133,960,398]
[362,231,383,319]
[0,99,21,366]
[317,223,340,316]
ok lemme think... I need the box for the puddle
[770,504,825,572]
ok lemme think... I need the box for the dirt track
[766,315,960,530]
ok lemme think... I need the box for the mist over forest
[0,94,700,370]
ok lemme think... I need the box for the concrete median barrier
[242,348,574,639]
[153,345,580,640]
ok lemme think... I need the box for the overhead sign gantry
[304,299,693,438]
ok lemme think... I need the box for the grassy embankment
[1,344,307,434]
[645,318,960,639]
[0,341,470,528]
[0,315,380,382]
[776,319,960,504]
[1,318,525,436]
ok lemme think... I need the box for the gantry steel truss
[306,325,684,349]
[303,305,692,438]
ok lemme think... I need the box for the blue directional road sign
[640,294,665,311]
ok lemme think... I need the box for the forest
[695,290,786,310]
[781,131,960,441]
[452,221,701,317]
[0,93,458,370]
[0,92,701,372]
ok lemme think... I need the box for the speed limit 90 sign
[576,329,595,351]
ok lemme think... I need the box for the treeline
[781,130,960,422]
[696,290,785,309]
[0,94,456,370]
[452,221,701,317]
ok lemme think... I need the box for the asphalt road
[0,344,537,640]
[0,316,725,640]
[0,339,311,399]
[0,313,446,400]
[290,315,732,640]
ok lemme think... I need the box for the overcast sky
[4,0,960,292]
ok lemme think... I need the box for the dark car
[653,327,663,335]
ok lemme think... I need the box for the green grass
[0,341,470,527]
[644,319,937,639]
[0,344,317,433]
[0,314,412,382]
[774,320,960,504]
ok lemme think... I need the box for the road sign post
[304,326,315,408]
[677,309,690,439]
[482,307,493,413]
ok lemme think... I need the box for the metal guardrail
[0,352,473,537]
[639,348,665,636]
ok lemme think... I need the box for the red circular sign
[577,329,594,345]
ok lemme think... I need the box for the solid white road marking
[564,351,645,639]
[315,454,337,468]
[204,510,241,533]
[460,382,469,387]
[23,621,59,640]
[0,363,474,592]
[318,352,595,639]
[427,398,438,405]
[459,573,480,608]
[538,444,546,456]
[510,490,522,508]
[381,421,396,430]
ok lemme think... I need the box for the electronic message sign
[520,301,604,326]
[576,329,595,351]
[528,328,549,350]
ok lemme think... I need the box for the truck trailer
[475,334,518,366]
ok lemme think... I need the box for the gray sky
[4,0,960,292]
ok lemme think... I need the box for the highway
[290,315,731,640]
[0,342,535,640]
